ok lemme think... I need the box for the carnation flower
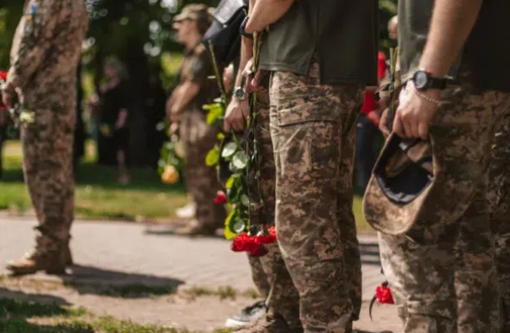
[231,226,277,257]
[214,191,227,204]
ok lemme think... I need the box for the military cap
[363,134,436,236]
[174,4,213,24]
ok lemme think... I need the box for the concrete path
[0,217,399,332]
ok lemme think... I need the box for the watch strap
[239,16,253,39]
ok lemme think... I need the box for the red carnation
[0,71,7,81]
[214,191,227,204]
[375,284,394,304]
[249,246,268,257]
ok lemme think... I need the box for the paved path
[0,217,384,301]
[0,217,399,332]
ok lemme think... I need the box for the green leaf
[205,146,220,167]
[222,142,238,159]
[240,194,250,207]
[233,220,246,233]
[227,186,237,202]
[225,176,235,190]
[217,132,225,141]
[206,104,225,125]
[232,151,248,170]
[224,211,237,240]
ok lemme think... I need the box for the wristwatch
[412,69,449,91]
[233,86,248,101]
[233,75,248,101]
[239,16,254,40]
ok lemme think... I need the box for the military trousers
[180,109,226,230]
[21,93,76,255]
[247,84,302,327]
[269,59,363,333]
[380,85,510,333]
[489,110,510,333]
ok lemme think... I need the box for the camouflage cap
[363,134,436,236]
[173,4,213,24]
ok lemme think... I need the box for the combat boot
[173,220,219,236]
[233,312,303,333]
[6,241,68,275]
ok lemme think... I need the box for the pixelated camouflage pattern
[7,0,88,257]
[180,109,226,230]
[269,58,363,333]
[380,84,510,333]
[248,84,301,328]
[489,110,510,333]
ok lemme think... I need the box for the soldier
[168,4,226,236]
[225,0,379,332]
[377,0,510,332]
[1,0,89,274]
[489,112,510,332]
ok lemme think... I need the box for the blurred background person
[168,4,226,235]
[97,57,131,185]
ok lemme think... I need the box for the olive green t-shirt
[259,0,379,86]
[399,0,510,92]
[176,43,218,111]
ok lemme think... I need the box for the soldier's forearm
[233,0,256,88]
[419,0,483,77]
[172,81,200,114]
[246,0,295,34]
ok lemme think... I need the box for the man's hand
[224,98,250,132]
[379,108,391,139]
[393,83,441,140]
[241,58,267,93]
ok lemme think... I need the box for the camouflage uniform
[489,111,510,333]
[269,58,364,333]
[178,43,226,233]
[379,83,510,333]
[4,0,88,274]
[247,84,301,328]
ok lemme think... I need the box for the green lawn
[0,297,186,333]
[0,140,371,232]
[0,140,188,221]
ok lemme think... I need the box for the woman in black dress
[99,58,130,184]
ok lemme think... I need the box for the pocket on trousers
[277,121,338,181]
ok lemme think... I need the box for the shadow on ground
[359,241,381,266]
[62,264,184,298]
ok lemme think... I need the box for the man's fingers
[393,113,406,138]
[418,122,429,141]
[224,118,231,132]
[408,117,420,139]
[251,71,267,90]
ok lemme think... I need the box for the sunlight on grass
[0,140,187,221]
[0,140,373,232]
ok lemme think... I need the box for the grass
[0,140,188,221]
[0,298,181,333]
[0,140,371,232]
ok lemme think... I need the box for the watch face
[414,71,428,90]
[234,87,246,100]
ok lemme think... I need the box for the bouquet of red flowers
[231,226,277,257]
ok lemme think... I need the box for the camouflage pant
[489,110,510,333]
[380,85,510,333]
[269,59,363,332]
[181,109,226,230]
[248,84,301,326]
[21,94,76,255]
